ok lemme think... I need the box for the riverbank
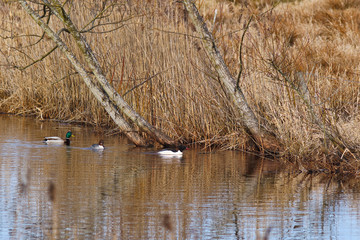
[1,0,360,173]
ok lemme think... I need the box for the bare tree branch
[270,61,355,159]
[18,0,149,146]
[18,45,57,70]
[123,66,174,97]
[235,15,252,92]
[42,0,176,146]
[183,0,280,153]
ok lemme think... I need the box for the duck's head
[98,140,104,146]
[66,130,74,139]
[178,145,188,152]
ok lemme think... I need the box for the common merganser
[157,145,188,156]
[44,130,74,145]
[91,140,105,150]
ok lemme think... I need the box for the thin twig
[235,15,253,92]
[51,71,80,85]
[18,46,57,70]
[123,67,173,96]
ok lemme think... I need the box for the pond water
[1,115,360,239]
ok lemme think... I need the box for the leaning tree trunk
[183,0,280,152]
[19,0,176,147]
[42,0,176,147]
[19,0,148,146]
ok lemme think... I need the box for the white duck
[157,145,188,156]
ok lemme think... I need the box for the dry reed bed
[1,0,360,171]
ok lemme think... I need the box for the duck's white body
[158,149,183,156]
[44,137,66,144]
[91,144,105,150]
[157,145,187,156]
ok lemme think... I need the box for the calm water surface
[1,115,360,239]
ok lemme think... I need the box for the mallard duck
[44,130,74,145]
[157,145,188,156]
[91,140,105,150]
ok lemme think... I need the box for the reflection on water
[1,115,360,239]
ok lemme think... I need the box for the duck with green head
[44,130,74,145]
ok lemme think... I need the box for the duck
[157,145,188,156]
[91,140,105,150]
[44,130,74,145]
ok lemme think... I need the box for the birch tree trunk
[19,0,176,147]
[183,0,280,152]
[42,0,176,147]
[19,0,148,146]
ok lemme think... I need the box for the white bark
[19,0,148,146]
[44,0,175,146]
[183,0,279,151]
[19,0,177,146]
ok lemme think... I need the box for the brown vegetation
[1,0,360,172]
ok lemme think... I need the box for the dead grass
[1,0,360,172]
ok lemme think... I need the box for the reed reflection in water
[0,115,360,239]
